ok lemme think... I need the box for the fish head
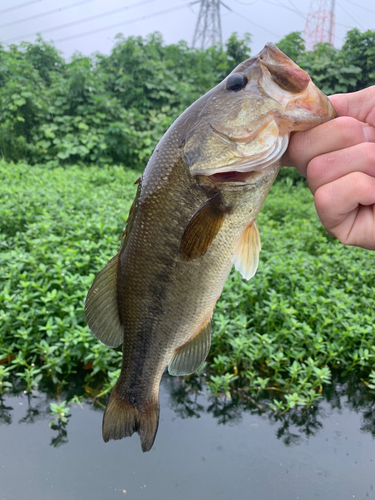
[184,42,337,185]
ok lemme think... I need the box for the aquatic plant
[1,161,374,412]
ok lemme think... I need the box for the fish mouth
[208,170,260,184]
[197,168,271,188]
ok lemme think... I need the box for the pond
[0,375,374,500]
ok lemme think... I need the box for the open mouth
[209,170,258,184]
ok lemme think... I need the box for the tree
[340,28,375,91]
[276,31,305,62]
[226,32,252,67]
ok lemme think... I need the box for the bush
[1,28,374,167]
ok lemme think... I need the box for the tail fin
[102,385,159,453]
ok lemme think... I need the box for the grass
[1,160,374,413]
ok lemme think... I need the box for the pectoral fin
[180,193,228,261]
[232,222,261,280]
[168,320,212,376]
[84,254,124,348]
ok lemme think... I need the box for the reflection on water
[0,391,48,426]
[0,389,72,447]
[1,372,374,448]
[49,421,69,448]
[0,374,374,500]
[166,373,375,445]
[0,398,12,425]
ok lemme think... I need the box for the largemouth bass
[85,43,336,452]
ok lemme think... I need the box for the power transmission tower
[192,0,222,50]
[303,0,336,51]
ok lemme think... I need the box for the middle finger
[307,142,375,194]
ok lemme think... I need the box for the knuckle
[314,184,331,211]
[335,116,363,144]
[307,154,336,189]
[347,171,365,188]
[337,234,349,246]
[345,171,374,200]
[307,156,324,181]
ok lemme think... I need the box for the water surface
[0,376,374,500]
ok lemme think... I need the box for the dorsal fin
[85,182,143,347]
[232,222,261,280]
[119,183,142,250]
[168,320,212,376]
[85,254,123,347]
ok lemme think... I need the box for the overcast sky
[0,0,374,60]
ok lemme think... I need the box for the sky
[0,0,374,60]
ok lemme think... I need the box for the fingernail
[363,124,375,142]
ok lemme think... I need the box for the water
[0,376,374,500]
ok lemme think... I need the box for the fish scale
[85,43,337,452]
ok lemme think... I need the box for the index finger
[330,86,375,126]
[284,116,375,177]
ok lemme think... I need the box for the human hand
[283,86,375,250]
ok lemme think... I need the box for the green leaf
[13,98,26,107]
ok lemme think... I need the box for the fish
[85,43,337,452]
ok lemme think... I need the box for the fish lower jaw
[197,163,280,188]
[208,169,264,185]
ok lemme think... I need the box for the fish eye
[226,73,248,92]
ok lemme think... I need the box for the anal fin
[85,254,123,348]
[232,222,261,280]
[168,320,212,376]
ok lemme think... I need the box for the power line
[286,0,304,15]
[262,0,349,42]
[4,0,161,43]
[273,0,305,16]
[342,0,375,15]
[335,21,356,28]
[55,3,195,43]
[337,0,364,28]
[263,0,350,31]
[0,0,43,15]
[264,0,305,18]
[221,1,281,37]
[232,0,257,5]
[238,0,306,20]
[0,0,95,30]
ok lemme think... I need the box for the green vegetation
[0,29,374,169]
[1,30,375,413]
[0,162,129,395]
[0,33,250,169]
[1,161,374,412]
[49,400,70,426]
[210,178,375,410]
